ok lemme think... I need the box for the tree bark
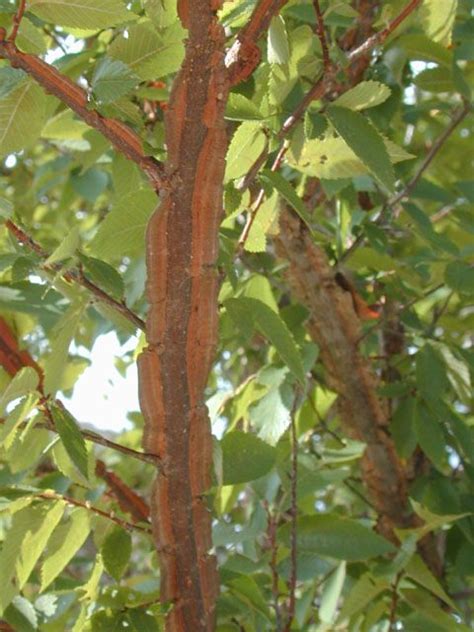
[137,2,228,629]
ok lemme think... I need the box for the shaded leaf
[51,405,89,480]
[102,527,132,581]
[225,297,305,383]
[221,431,277,484]
[279,515,395,560]
[91,58,138,104]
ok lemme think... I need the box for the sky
[61,332,139,432]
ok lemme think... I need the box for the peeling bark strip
[138,2,228,629]
[276,211,442,574]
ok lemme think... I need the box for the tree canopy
[0,0,472,630]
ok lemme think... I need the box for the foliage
[0,0,472,630]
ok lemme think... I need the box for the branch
[274,209,442,575]
[347,0,422,63]
[226,0,290,85]
[283,394,299,632]
[8,0,26,43]
[0,34,165,191]
[5,219,146,332]
[37,491,152,533]
[312,0,330,71]
[95,459,150,523]
[281,0,423,136]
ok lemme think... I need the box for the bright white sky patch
[61,332,139,432]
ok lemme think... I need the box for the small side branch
[226,0,290,85]
[37,491,152,533]
[313,0,330,71]
[282,0,423,136]
[8,0,26,43]
[0,35,165,191]
[6,219,145,332]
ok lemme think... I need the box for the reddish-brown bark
[0,33,165,191]
[137,2,228,629]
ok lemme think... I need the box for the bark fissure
[138,2,229,629]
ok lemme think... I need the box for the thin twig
[281,0,423,137]
[8,0,26,43]
[264,501,282,628]
[6,219,146,331]
[237,142,288,252]
[388,572,402,630]
[313,0,330,71]
[347,0,422,62]
[80,427,159,465]
[283,394,299,632]
[37,491,152,533]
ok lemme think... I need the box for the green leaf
[228,575,271,620]
[92,58,138,104]
[29,0,132,29]
[259,169,314,232]
[89,188,157,260]
[225,93,265,121]
[16,501,65,588]
[279,515,395,561]
[326,105,395,192]
[102,527,132,581]
[415,344,448,404]
[221,431,276,484]
[249,367,294,445]
[320,562,346,624]
[0,81,47,157]
[108,22,184,80]
[401,588,469,631]
[17,17,48,55]
[397,34,452,67]
[334,81,391,110]
[43,301,86,395]
[225,297,306,383]
[405,555,456,610]
[244,192,279,253]
[419,0,458,46]
[0,367,39,416]
[414,400,447,471]
[1,394,39,451]
[413,67,455,93]
[0,67,26,99]
[79,255,124,300]
[267,16,289,64]
[224,122,267,183]
[289,131,413,181]
[45,227,80,265]
[445,261,474,295]
[4,596,37,632]
[337,573,389,622]
[41,508,91,590]
[51,405,89,480]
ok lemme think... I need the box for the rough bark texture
[137,2,228,629]
[275,211,442,575]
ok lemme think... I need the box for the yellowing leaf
[419,0,458,46]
